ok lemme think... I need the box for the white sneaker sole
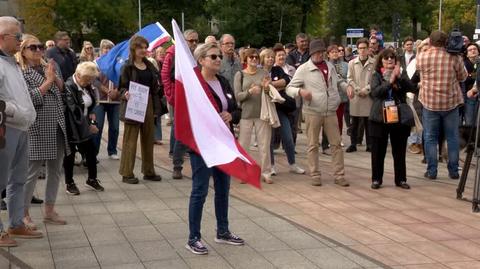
[185,244,208,255]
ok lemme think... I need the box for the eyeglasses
[26,44,45,51]
[206,54,223,60]
[248,55,259,60]
[382,56,395,60]
[186,39,199,44]
[85,47,93,50]
[3,33,22,42]
[338,49,344,52]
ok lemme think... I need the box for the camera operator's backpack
[447,29,463,54]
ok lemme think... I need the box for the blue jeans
[422,107,460,176]
[188,152,230,241]
[155,116,162,140]
[0,127,29,230]
[93,103,119,156]
[270,110,296,165]
[463,99,478,127]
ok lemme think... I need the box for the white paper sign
[125,81,149,123]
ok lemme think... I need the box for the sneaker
[262,173,273,184]
[424,171,437,180]
[345,145,357,153]
[0,231,17,247]
[270,166,277,176]
[215,231,244,245]
[185,239,208,255]
[43,212,67,225]
[31,196,43,204]
[122,176,139,184]
[85,179,105,192]
[311,177,322,186]
[143,174,162,181]
[109,154,120,160]
[289,164,305,174]
[8,225,43,239]
[334,178,350,187]
[66,183,80,195]
[172,169,183,179]
[449,173,460,180]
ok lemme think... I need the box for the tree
[18,0,57,41]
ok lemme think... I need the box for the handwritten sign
[125,81,149,123]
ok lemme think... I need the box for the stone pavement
[0,141,387,268]
[3,117,480,269]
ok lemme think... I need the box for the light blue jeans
[0,127,29,230]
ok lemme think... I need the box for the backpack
[446,29,464,54]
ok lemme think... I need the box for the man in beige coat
[346,38,375,153]
[287,39,348,187]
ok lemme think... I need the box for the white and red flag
[171,19,261,188]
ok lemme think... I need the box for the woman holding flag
[184,42,244,255]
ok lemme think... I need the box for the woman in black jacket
[369,49,415,190]
[185,43,243,255]
[63,62,104,194]
[118,35,163,184]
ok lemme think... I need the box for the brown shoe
[311,177,322,186]
[334,178,350,187]
[8,225,43,239]
[0,231,17,247]
[172,169,183,179]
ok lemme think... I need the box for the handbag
[398,103,415,127]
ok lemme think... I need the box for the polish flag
[171,19,261,188]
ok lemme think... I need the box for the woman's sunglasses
[248,55,259,60]
[206,54,223,60]
[26,44,45,51]
[383,56,395,60]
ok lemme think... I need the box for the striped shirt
[416,46,467,111]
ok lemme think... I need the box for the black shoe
[424,172,437,180]
[366,147,371,152]
[172,169,183,179]
[122,176,139,184]
[346,145,357,153]
[396,181,410,189]
[215,231,245,245]
[185,239,208,255]
[31,196,43,204]
[0,200,6,211]
[66,183,80,195]
[85,179,104,192]
[449,173,460,180]
[143,174,162,181]
[371,181,381,189]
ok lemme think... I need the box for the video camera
[446,28,464,54]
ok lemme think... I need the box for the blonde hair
[79,41,94,62]
[259,48,274,66]
[99,39,114,56]
[16,34,46,70]
[75,61,99,78]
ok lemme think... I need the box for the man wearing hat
[286,39,348,187]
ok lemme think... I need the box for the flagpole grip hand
[220,111,232,125]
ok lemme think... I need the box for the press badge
[384,100,395,107]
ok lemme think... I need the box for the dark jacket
[369,71,415,123]
[286,49,310,69]
[119,58,163,124]
[63,76,96,143]
[45,46,78,81]
[207,74,241,133]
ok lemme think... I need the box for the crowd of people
[0,15,474,255]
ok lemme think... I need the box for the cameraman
[416,30,467,180]
[464,43,480,126]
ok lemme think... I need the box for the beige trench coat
[347,57,376,117]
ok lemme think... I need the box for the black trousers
[369,121,410,185]
[350,116,370,147]
[64,138,97,184]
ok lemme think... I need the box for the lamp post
[138,0,142,30]
[438,0,442,31]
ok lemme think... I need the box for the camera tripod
[456,104,480,212]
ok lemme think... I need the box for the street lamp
[438,0,442,31]
[138,0,142,30]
